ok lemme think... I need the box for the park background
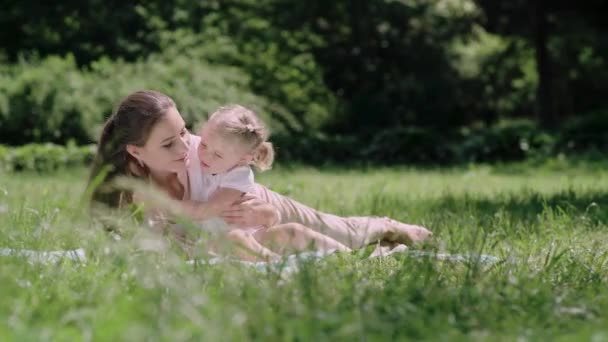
[0,0,607,168]
[1,1,608,340]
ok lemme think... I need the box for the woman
[88,90,431,258]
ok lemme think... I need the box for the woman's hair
[208,104,275,171]
[87,90,176,208]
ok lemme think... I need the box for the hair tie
[245,124,255,133]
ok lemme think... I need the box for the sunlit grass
[1,163,607,340]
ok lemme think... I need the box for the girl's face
[197,121,252,175]
[127,107,190,174]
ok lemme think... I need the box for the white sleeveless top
[181,134,258,233]
[184,134,255,198]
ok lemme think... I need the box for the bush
[0,145,8,172]
[0,55,92,145]
[272,126,455,166]
[272,133,361,165]
[556,111,608,155]
[362,126,457,164]
[458,119,553,162]
[271,121,559,165]
[0,143,95,172]
[0,48,288,145]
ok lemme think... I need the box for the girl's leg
[252,223,351,255]
[221,229,280,262]
[253,184,431,249]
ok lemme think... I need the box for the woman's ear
[126,144,141,159]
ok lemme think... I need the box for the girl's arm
[220,194,280,228]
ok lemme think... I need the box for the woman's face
[128,107,190,174]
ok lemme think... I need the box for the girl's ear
[126,144,141,159]
[240,153,254,164]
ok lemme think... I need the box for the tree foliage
[1,0,606,161]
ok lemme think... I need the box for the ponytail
[87,90,174,208]
[87,117,135,208]
[207,104,275,171]
[251,142,275,171]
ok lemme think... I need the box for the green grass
[1,164,608,341]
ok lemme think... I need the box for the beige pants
[253,184,427,249]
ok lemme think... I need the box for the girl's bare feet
[224,229,281,262]
[382,217,432,245]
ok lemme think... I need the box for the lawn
[1,162,608,340]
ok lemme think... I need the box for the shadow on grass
[421,189,608,230]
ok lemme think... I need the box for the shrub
[458,119,553,162]
[272,133,360,165]
[0,49,286,145]
[0,55,92,145]
[0,143,95,172]
[361,127,457,164]
[556,111,608,155]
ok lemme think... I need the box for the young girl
[192,104,349,260]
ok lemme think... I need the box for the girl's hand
[220,194,280,228]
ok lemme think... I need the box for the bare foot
[383,217,432,245]
[369,241,409,258]
[224,230,281,262]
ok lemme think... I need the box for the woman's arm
[132,181,234,222]
[179,191,280,228]
[136,180,274,226]
[180,187,243,221]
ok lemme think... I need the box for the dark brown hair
[88,90,176,208]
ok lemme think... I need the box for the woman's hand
[220,194,280,228]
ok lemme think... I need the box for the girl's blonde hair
[208,104,275,171]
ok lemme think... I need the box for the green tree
[473,0,608,128]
